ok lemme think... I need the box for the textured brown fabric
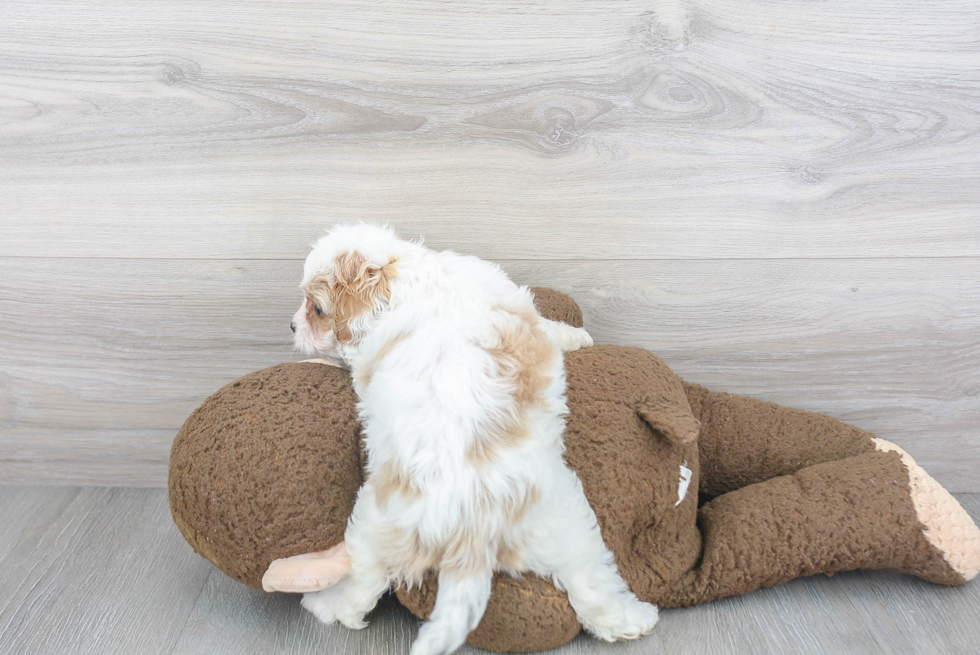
[560,346,703,602]
[528,286,583,328]
[396,573,581,653]
[660,449,965,607]
[169,362,362,589]
[685,383,877,500]
[168,288,976,653]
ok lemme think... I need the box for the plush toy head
[168,361,362,588]
[170,288,980,653]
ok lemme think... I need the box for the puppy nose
[290,321,297,333]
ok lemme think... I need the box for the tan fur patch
[355,331,411,388]
[507,485,541,526]
[375,523,490,582]
[374,485,540,581]
[302,291,333,336]
[496,541,524,571]
[302,252,398,345]
[370,460,421,508]
[478,484,541,529]
[467,308,555,465]
[422,485,540,575]
[490,309,555,409]
[301,273,335,347]
[466,423,531,467]
[330,251,398,343]
[441,528,490,575]
[376,524,442,584]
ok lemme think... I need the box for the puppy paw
[336,608,370,631]
[562,327,594,352]
[301,580,368,630]
[620,598,659,639]
[409,620,468,655]
[583,597,659,642]
[301,587,341,625]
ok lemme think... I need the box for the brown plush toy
[169,288,980,653]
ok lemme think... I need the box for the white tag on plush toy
[676,462,692,507]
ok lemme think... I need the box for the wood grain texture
[1,0,979,260]
[1,1,978,489]
[1,257,977,490]
[171,576,416,655]
[0,488,977,655]
[0,487,213,655]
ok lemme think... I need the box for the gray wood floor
[1,487,977,655]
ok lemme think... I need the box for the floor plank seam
[166,567,216,655]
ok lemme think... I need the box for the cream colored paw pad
[875,439,980,581]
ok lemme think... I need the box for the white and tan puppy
[288,224,658,655]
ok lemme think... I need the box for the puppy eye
[314,306,323,317]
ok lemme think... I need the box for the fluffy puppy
[290,224,658,655]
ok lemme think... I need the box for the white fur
[293,224,657,655]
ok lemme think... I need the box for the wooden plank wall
[1,0,978,490]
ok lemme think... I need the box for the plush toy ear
[636,393,700,445]
[330,251,398,343]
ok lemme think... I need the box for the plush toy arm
[300,358,346,368]
[660,443,980,608]
[261,541,351,593]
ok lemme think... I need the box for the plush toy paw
[875,439,980,582]
[582,597,659,642]
[301,579,369,630]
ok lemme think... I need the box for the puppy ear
[330,250,398,343]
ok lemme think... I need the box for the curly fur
[291,224,657,655]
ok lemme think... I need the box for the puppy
[290,224,658,655]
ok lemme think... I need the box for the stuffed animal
[169,288,980,653]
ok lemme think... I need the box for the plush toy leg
[683,383,876,499]
[659,446,980,608]
[874,439,980,582]
[261,541,351,593]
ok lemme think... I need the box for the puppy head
[292,224,401,360]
